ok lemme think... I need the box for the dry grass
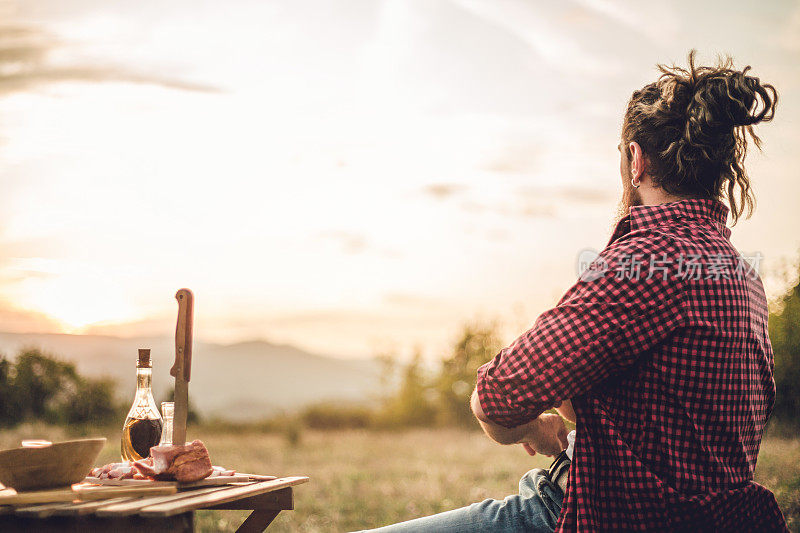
[0,425,797,532]
[753,436,800,532]
[191,427,553,532]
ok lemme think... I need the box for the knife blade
[170,288,194,446]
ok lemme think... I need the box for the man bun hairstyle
[622,50,778,224]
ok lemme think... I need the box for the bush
[434,323,502,427]
[301,403,374,429]
[0,348,123,428]
[370,324,502,429]
[770,267,800,429]
[374,352,437,428]
[69,377,121,425]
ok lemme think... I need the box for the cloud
[519,203,556,218]
[482,144,542,174]
[0,23,220,96]
[517,185,616,204]
[567,0,639,34]
[0,237,55,263]
[421,183,467,200]
[458,200,490,214]
[776,4,800,52]
[449,0,619,76]
[82,316,172,338]
[319,231,369,254]
[567,0,679,44]
[452,184,612,220]
[381,292,449,308]
[318,231,400,257]
[0,237,68,285]
[458,199,556,219]
[0,299,62,335]
[0,65,221,95]
[435,180,617,224]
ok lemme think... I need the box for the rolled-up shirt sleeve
[476,232,686,428]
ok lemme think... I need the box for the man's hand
[520,413,569,457]
[471,388,569,455]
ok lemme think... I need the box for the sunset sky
[1,0,798,359]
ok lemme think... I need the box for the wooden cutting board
[82,474,254,487]
[0,488,76,506]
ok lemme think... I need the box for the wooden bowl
[0,438,106,491]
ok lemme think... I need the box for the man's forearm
[471,388,534,445]
[476,416,534,445]
[556,399,576,423]
[471,387,571,454]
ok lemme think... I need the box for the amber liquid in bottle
[121,349,163,461]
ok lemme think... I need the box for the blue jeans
[356,468,564,532]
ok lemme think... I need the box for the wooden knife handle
[171,288,194,382]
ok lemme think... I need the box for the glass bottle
[121,349,163,461]
[158,402,174,447]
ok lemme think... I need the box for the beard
[615,178,643,223]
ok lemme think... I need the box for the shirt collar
[608,198,731,246]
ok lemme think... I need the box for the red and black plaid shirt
[476,198,787,532]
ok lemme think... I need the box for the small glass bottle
[158,402,174,447]
[121,349,163,461]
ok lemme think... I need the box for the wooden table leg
[235,510,280,532]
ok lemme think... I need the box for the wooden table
[0,476,309,532]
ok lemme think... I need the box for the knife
[170,288,194,446]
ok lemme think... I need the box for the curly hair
[622,50,778,224]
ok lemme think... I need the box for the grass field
[1,425,798,532]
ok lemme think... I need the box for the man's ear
[628,141,647,179]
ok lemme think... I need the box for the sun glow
[7,259,141,332]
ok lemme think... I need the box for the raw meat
[210,466,236,477]
[90,462,136,480]
[133,439,213,483]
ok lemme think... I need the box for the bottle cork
[137,349,152,368]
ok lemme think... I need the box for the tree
[12,349,81,424]
[0,349,121,427]
[0,355,21,426]
[435,323,503,427]
[377,351,437,427]
[769,268,800,429]
[69,377,122,425]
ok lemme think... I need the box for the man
[363,52,787,531]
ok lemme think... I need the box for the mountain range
[0,332,382,421]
